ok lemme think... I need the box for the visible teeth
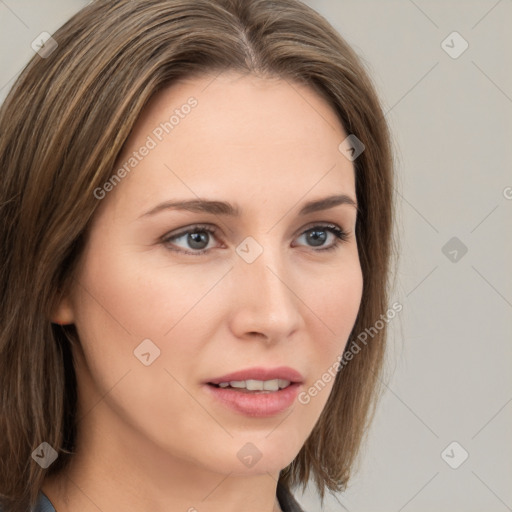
[215,379,291,390]
[263,379,279,391]
[246,379,264,390]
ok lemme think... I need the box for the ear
[50,293,75,325]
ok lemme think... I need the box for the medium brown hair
[0,0,396,510]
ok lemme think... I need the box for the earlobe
[51,295,75,325]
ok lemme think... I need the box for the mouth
[203,366,304,417]
[205,366,303,389]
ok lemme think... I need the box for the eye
[161,223,350,256]
[293,223,350,252]
[161,224,220,255]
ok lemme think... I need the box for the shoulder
[276,482,307,512]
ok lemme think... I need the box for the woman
[0,1,396,511]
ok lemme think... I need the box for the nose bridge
[231,235,301,338]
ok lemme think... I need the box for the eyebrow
[139,193,358,218]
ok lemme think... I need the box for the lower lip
[203,383,301,417]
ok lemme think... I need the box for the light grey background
[1,1,511,511]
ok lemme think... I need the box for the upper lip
[206,366,304,385]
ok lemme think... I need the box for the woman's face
[56,71,363,480]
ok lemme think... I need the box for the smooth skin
[45,71,363,512]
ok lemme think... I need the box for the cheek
[74,242,221,338]
[69,249,226,451]
[297,257,363,405]
[309,256,364,347]
[70,243,232,390]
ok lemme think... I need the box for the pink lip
[203,382,302,417]
[206,366,304,385]
[203,366,304,417]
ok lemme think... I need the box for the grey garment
[32,492,56,512]
[33,485,305,512]
[276,483,306,512]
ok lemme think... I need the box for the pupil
[308,229,326,247]
[188,231,208,249]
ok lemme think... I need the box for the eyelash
[161,223,350,256]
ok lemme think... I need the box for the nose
[228,241,304,343]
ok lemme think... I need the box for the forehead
[104,71,355,217]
